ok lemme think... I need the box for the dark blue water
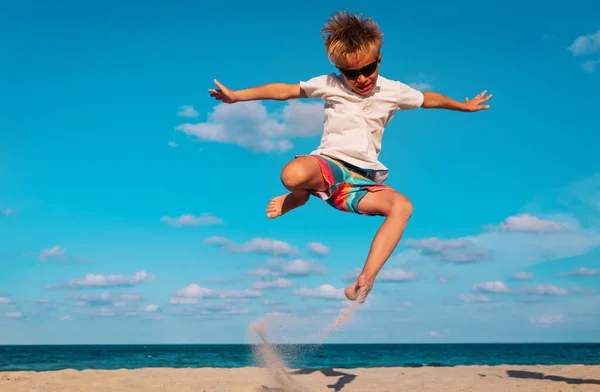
[1,344,599,371]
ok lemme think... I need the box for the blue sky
[1,0,599,344]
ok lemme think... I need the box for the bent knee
[280,158,314,189]
[388,193,414,217]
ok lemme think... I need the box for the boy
[208,11,492,304]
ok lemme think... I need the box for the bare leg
[266,156,329,219]
[345,189,413,303]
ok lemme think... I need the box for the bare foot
[345,276,373,304]
[266,192,309,219]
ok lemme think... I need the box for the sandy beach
[2,365,600,392]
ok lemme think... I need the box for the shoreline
[2,365,600,391]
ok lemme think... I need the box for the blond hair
[321,10,383,68]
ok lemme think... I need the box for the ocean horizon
[2,343,600,372]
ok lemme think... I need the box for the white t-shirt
[299,73,423,183]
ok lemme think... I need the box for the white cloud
[437,275,453,283]
[175,100,324,153]
[429,331,441,337]
[161,213,222,227]
[308,242,329,256]
[174,283,262,299]
[69,292,143,307]
[247,267,280,277]
[405,237,490,263]
[293,284,345,300]
[410,82,432,91]
[568,29,600,56]
[582,59,600,73]
[529,313,563,326]
[485,214,566,233]
[250,278,293,289]
[1,208,14,216]
[169,297,199,305]
[512,272,534,281]
[140,304,160,312]
[6,312,23,319]
[0,297,11,304]
[279,259,326,276]
[203,236,231,245]
[472,280,510,293]
[458,294,491,303]
[207,237,300,257]
[525,284,568,296]
[46,270,154,289]
[177,105,199,118]
[40,245,66,261]
[175,284,217,298]
[560,267,600,276]
[168,141,179,148]
[59,316,72,321]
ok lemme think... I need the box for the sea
[1,343,600,372]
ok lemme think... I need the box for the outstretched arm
[421,90,492,112]
[208,79,306,104]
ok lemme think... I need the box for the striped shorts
[305,154,392,215]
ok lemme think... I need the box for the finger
[482,93,493,102]
[213,79,227,90]
[477,89,487,98]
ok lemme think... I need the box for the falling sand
[252,289,367,391]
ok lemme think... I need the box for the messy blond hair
[321,10,383,68]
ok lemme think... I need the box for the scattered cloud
[250,278,293,289]
[247,267,280,277]
[472,280,510,293]
[582,59,600,73]
[529,313,563,327]
[1,208,14,216]
[205,237,301,257]
[173,283,262,300]
[458,294,491,303]
[46,271,154,289]
[484,214,566,233]
[59,316,72,321]
[168,141,179,148]
[139,304,160,312]
[279,259,326,276]
[512,272,534,281]
[437,275,453,283]
[293,284,345,300]
[560,267,600,277]
[6,312,23,319]
[472,280,571,296]
[40,245,66,261]
[568,29,600,56]
[68,292,144,307]
[175,100,324,153]
[0,297,11,304]
[410,82,432,91]
[308,242,329,256]
[177,105,199,118]
[161,213,223,227]
[344,267,417,282]
[405,237,490,263]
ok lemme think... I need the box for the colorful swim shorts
[304,154,392,215]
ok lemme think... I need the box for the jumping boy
[208,11,492,304]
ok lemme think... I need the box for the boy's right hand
[208,79,238,104]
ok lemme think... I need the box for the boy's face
[337,52,382,96]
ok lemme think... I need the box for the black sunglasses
[337,58,380,80]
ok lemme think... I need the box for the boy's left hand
[463,90,493,111]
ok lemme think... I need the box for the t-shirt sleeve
[299,74,329,99]
[396,81,425,110]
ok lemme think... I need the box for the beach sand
[1,365,600,391]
